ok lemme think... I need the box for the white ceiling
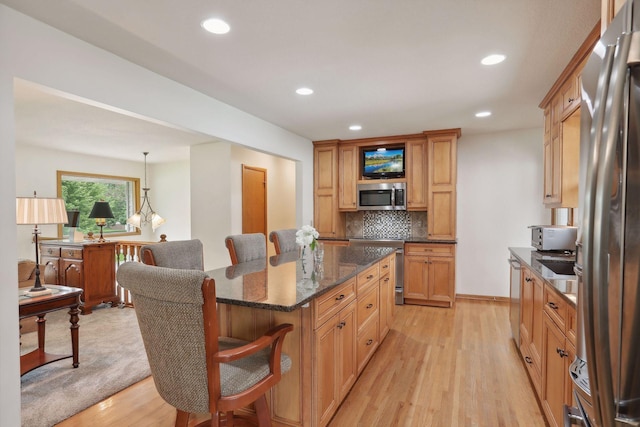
[5,0,601,163]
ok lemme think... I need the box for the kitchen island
[206,245,396,427]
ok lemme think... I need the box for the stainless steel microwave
[357,182,406,211]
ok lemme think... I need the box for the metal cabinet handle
[337,321,346,329]
[525,277,532,282]
[547,302,559,310]
[524,356,533,364]
[556,348,569,358]
[366,274,374,280]
[366,339,373,346]
[366,303,373,309]
[335,294,345,301]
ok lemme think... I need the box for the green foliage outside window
[58,172,139,237]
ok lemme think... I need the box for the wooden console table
[19,285,82,375]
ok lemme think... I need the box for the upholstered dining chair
[117,262,293,427]
[141,239,204,270]
[268,229,298,255]
[225,233,267,265]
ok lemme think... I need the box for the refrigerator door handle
[583,41,617,427]
[593,31,633,427]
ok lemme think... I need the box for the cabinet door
[530,273,544,370]
[337,302,357,401]
[315,315,339,426]
[314,143,344,237]
[427,135,457,240]
[338,145,358,211]
[404,255,428,300]
[520,268,533,345]
[61,259,84,289]
[427,255,455,307]
[41,256,60,285]
[542,314,571,427]
[406,139,428,210]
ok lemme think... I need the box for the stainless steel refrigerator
[570,1,640,426]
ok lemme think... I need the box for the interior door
[242,165,267,235]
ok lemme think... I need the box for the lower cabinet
[315,299,357,427]
[40,240,118,314]
[519,265,544,395]
[404,243,455,307]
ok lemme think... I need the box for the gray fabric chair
[225,233,266,265]
[116,262,293,427]
[268,229,298,255]
[140,239,204,270]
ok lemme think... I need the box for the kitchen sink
[538,259,576,276]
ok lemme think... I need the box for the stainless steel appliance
[508,255,522,345]
[529,225,578,252]
[356,182,406,211]
[349,239,404,304]
[569,2,640,425]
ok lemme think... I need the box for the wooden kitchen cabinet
[338,144,358,211]
[427,133,458,240]
[314,141,346,238]
[379,252,395,340]
[540,26,598,208]
[542,308,576,427]
[519,265,544,396]
[405,138,428,210]
[40,240,118,314]
[404,243,455,308]
[314,278,357,427]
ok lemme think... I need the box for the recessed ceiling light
[296,87,314,95]
[349,125,362,131]
[475,111,492,118]
[201,18,230,34]
[481,54,506,65]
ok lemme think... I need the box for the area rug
[20,306,150,427]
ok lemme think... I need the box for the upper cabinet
[601,0,626,33]
[539,24,599,209]
[313,128,460,240]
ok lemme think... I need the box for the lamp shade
[88,201,114,219]
[65,210,81,227]
[16,195,68,225]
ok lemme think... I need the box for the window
[57,171,140,238]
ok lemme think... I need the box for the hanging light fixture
[127,152,165,231]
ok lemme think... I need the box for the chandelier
[126,152,165,231]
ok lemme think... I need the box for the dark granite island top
[206,245,395,312]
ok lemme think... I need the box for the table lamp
[16,191,68,296]
[88,201,114,242]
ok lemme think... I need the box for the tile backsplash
[346,211,427,239]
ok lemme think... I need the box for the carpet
[20,305,151,427]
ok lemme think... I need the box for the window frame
[56,170,141,239]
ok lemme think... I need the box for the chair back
[268,229,298,254]
[225,233,266,265]
[116,262,213,414]
[141,239,204,270]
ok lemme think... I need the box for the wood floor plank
[54,300,545,426]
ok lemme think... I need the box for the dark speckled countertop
[509,247,578,307]
[320,237,457,244]
[206,245,395,312]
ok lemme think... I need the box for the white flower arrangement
[296,224,319,251]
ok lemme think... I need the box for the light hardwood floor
[56,300,545,427]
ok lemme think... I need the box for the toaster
[530,225,577,252]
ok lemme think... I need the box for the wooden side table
[19,285,83,375]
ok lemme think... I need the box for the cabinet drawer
[356,316,379,373]
[405,243,454,257]
[544,284,567,331]
[41,246,61,257]
[61,247,83,259]
[379,255,392,278]
[357,286,379,330]
[314,277,356,329]
[357,263,379,294]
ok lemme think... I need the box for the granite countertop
[320,236,457,244]
[206,245,395,312]
[509,247,578,306]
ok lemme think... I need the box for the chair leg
[226,411,234,427]
[175,410,190,427]
[254,395,272,427]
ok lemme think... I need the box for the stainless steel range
[348,239,404,304]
